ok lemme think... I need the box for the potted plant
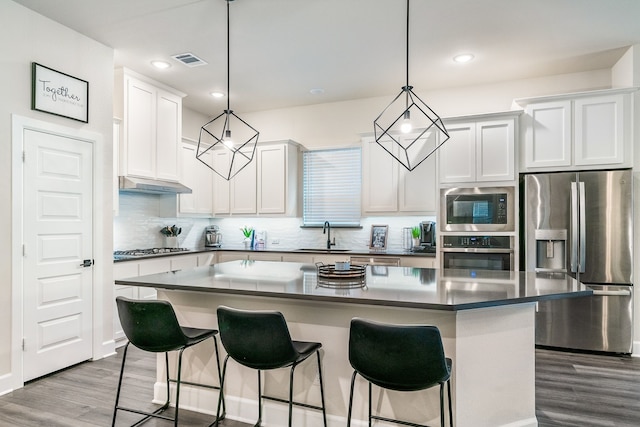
[411,226,421,248]
[240,226,254,249]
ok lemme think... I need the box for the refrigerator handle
[570,182,578,273]
[579,181,586,273]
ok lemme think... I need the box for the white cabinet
[213,141,299,216]
[115,68,184,182]
[439,117,516,184]
[212,148,257,215]
[113,253,210,345]
[248,252,283,262]
[362,135,437,214]
[518,89,632,171]
[178,140,213,215]
[257,143,299,215]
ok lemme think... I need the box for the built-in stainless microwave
[440,187,515,232]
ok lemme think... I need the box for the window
[302,147,361,226]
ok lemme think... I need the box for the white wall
[1,0,115,388]
[242,69,611,149]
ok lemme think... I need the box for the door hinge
[22,338,25,351]
[22,151,25,162]
[22,244,25,257]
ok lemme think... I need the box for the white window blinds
[303,147,362,226]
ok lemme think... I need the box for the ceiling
[11,0,640,115]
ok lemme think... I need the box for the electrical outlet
[272,239,280,245]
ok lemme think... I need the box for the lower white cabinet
[113,253,212,345]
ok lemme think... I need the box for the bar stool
[112,297,225,427]
[213,305,327,427]
[347,317,453,427]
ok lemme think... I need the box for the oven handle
[590,289,632,297]
[440,248,513,254]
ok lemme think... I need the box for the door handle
[79,259,94,268]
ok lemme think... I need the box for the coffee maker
[413,221,436,253]
[205,225,222,247]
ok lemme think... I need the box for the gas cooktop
[114,247,190,260]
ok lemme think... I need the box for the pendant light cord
[405,0,410,90]
[226,0,231,113]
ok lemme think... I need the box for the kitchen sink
[297,248,351,253]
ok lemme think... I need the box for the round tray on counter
[316,263,366,289]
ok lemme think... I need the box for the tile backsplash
[114,193,435,252]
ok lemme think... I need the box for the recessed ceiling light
[151,60,171,70]
[310,88,325,95]
[453,53,474,64]
[210,91,225,98]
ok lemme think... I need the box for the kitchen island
[115,261,590,427]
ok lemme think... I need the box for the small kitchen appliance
[205,225,223,248]
[410,221,436,253]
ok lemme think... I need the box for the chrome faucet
[323,221,336,250]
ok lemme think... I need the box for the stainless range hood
[119,176,192,194]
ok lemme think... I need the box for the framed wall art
[31,62,89,123]
[369,224,388,250]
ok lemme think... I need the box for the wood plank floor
[0,346,639,426]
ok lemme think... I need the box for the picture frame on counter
[31,62,89,123]
[369,224,388,250]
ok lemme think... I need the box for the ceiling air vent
[171,52,208,67]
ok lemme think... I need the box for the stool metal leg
[368,381,372,427]
[288,364,297,427]
[212,354,230,427]
[346,370,358,427]
[174,348,186,427]
[211,336,226,419]
[256,369,263,427]
[447,380,453,427]
[111,342,130,427]
[315,351,328,427]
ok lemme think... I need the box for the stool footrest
[169,378,223,391]
[371,414,429,427]
[262,393,325,412]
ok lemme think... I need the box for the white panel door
[156,90,181,181]
[125,77,156,178]
[574,94,625,166]
[524,100,572,169]
[476,119,515,182]
[213,150,231,214]
[398,132,437,213]
[362,139,398,213]
[23,129,93,381]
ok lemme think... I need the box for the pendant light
[197,0,259,180]
[373,0,449,171]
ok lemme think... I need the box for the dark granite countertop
[114,261,591,311]
[113,247,436,262]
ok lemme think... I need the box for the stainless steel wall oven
[441,235,514,271]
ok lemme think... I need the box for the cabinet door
[156,90,181,181]
[218,251,249,263]
[524,101,572,169]
[257,144,287,214]
[125,77,156,178]
[476,119,514,182]
[197,253,215,266]
[213,150,231,214]
[170,254,199,271]
[398,132,437,213]
[179,143,213,215]
[574,94,625,166]
[230,149,257,214]
[362,139,398,213]
[439,123,476,183]
[248,253,283,262]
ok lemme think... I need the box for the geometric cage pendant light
[197,0,259,180]
[373,0,449,171]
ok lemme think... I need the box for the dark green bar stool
[347,318,453,427]
[213,305,327,427]
[112,296,225,427]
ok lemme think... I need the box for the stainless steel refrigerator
[521,169,633,353]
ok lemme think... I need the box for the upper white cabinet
[114,68,185,182]
[517,89,633,171]
[178,139,213,215]
[213,140,300,216]
[439,115,517,184]
[362,134,437,214]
